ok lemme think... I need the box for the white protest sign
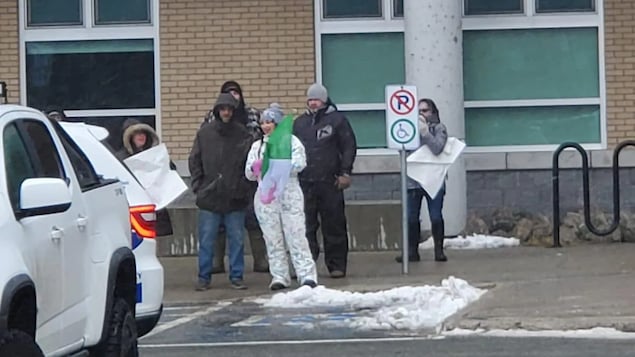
[123,143,188,210]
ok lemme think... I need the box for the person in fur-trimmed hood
[116,118,161,161]
[115,118,175,237]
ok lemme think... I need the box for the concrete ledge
[157,201,404,257]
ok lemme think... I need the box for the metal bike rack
[552,140,635,247]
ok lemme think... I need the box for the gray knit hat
[213,92,237,110]
[307,83,328,102]
[261,102,284,124]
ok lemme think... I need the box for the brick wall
[0,0,19,103]
[605,0,635,146]
[160,0,315,159]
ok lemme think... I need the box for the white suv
[0,105,138,356]
[60,121,165,337]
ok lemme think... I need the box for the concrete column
[404,0,467,236]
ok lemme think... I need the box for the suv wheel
[0,329,43,357]
[101,298,139,357]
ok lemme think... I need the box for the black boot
[395,221,422,263]
[432,220,447,262]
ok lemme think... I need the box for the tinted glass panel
[536,0,594,13]
[95,0,151,24]
[3,124,36,209]
[394,0,404,17]
[26,40,155,111]
[51,121,102,189]
[23,120,65,179]
[465,105,600,146]
[343,110,386,148]
[28,0,82,26]
[464,0,523,15]
[324,0,382,18]
[463,28,599,100]
[322,33,405,104]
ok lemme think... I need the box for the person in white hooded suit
[245,103,318,290]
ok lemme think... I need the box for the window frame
[18,0,162,149]
[314,0,606,154]
[461,0,605,153]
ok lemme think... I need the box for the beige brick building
[159,0,315,157]
[605,0,635,145]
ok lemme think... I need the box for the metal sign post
[385,85,419,274]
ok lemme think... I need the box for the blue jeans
[407,185,445,254]
[198,209,245,283]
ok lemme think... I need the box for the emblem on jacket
[317,125,333,140]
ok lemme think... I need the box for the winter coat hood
[121,118,160,156]
[220,80,246,109]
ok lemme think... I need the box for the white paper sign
[123,143,188,210]
[406,137,466,198]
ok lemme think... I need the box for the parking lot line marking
[141,301,233,339]
[140,336,436,348]
[163,305,208,312]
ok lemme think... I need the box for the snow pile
[444,327,635,340]
[419,234,520,250]
[255,277,486,331]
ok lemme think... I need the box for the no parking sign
[385,85,420,150]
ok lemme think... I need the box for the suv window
[3,123,37,209]
[22,120,66,180]
[50,120,102,190]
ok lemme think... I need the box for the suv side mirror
[18,178,72,219]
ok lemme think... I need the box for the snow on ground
[419,234,520,250]
[254,277,486,331]
[444,327,635,340]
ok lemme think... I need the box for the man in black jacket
[189,93,253,291]
[293,83,357,278]
[202,80,269,274]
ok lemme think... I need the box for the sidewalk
[159,243,635,331]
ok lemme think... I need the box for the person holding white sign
[115,118,176,237]
[396,98,448,263]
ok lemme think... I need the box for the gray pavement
[143,243,635,355]
[159,243,635,332]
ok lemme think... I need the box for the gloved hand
[418,115,429,135]
[252,159,263,178]
[334,175,352,190]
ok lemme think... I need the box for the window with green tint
[464,28,599,101]
[465,106,600,146]
[27,0,82,26]
[323,0,382,18]
[394,0,404,17]
[26,40,155,110]
[95,0,151,24]
[464,0,523,15]
[322,33,405,104]
[344,111,387,148]
[536,0,594,13]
